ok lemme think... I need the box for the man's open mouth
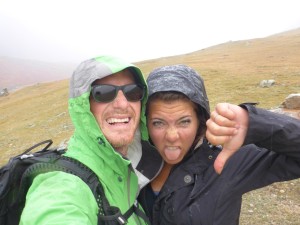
[107,117,130,125]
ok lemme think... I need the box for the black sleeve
[218,104,300,194]
[240,103,300,161]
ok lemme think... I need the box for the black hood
[147,64,210,120]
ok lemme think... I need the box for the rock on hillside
[281,93,300,109]
[270,93,300,120]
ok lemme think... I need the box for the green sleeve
[20,171,98,225]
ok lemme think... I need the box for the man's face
[90,70,141,155]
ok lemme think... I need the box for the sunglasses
[91,84,145,103]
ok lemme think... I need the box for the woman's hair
[146,91,207,144]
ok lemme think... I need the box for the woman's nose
[165,127,179,142]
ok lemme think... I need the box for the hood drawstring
[97,137,105,146]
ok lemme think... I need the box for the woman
[138,64,300,225]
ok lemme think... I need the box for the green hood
[68,56,148,172]
[65,55,149,183]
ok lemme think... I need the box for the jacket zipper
[127,165,143,224]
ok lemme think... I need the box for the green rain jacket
[20,56,163,225]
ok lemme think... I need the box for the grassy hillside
[0,28,299,224]
[137,28,300,110]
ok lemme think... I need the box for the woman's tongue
[164,147,181,161]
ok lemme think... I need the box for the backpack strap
[122,200,151,225]
[20,154,100,206]
[19,140,150,225]
[21,139,53,155]
[96,177,151,225]
[53,157,151,225]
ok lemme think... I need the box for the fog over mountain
[0,57,76,91]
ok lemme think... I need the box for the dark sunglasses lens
[92,85,116,102]
[124,84,144,101]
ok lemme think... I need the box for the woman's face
[147,98,200,165]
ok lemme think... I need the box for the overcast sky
[0,0,299,63]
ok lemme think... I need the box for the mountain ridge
[1,27,299,93]
[0,57,76,91]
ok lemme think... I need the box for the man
[20,56,162,225]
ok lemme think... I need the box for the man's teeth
[107,118,129,124]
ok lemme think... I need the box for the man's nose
[112,90,129,108]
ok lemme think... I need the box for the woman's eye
[152,120,164,127]
[180,119,191,126]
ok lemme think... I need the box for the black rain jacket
[139,104,300,225]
